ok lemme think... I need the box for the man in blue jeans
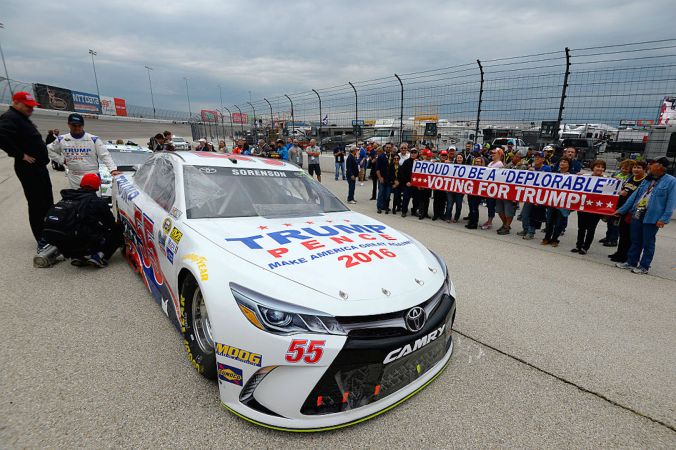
[615,157,676,274]
[333,145,346,180]
[376,143,393,213]
[345,146,359,204]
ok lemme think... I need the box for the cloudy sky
[2,0,675,113]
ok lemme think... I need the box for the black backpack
[43,196,93,256]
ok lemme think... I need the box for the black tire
[180,275,217,380]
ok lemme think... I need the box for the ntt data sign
[72,90,102,114]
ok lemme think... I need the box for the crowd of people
[0,91,674,275]
[343,139,675,274]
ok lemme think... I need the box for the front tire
[180,275,217,380]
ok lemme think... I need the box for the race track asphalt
[0,153,674,448]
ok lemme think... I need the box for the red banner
[201,109,220,122]
[114,97,127,116]
[411,161,622,215]
[232,112,248,124]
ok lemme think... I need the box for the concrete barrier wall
[0,103,194,145]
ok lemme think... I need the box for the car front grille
[299,293,455,416]
[336,283,447,339]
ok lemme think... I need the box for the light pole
[183,77,192,117]
[88,49,101,99]
[144,65,156,119]
[0,23,12,96]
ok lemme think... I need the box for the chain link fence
[236,39,676,169]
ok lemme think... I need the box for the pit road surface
[0,153,675,448]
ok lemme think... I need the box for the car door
[128,155,182,327]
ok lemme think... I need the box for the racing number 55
[285,340,325,364]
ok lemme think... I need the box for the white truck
[491,137,529,155]
[368,118,415,146]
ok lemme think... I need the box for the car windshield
[183,165,348,219]
[108,149,153,168]
[373,129,392,137]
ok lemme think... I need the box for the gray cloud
[2,0,674,112]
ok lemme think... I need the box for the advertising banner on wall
[657,96,676,125]
[201,109,220,122]
[114,98,127,116]
[72,90,102,114]
[232,112,249,124]
[411,161,622,215]
[100,96,117,115]
[33,83,74,111]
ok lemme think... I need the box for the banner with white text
[411,161,622,215]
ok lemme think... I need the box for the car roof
[166,151,301,171]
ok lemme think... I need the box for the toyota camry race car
[99,144,152,201]
[112,151,456,431]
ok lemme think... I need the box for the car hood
[185,211,443,301]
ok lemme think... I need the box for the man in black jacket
[398,148,419,217]
[346,146,359,204]
[0,92,54,250]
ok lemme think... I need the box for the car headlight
[230,283,346,336]
[430,250,454,297]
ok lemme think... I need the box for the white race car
[100,144,153,201]
[112,151,456,431]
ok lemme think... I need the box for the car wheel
[180,275,217,380]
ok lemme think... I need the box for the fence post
[556,47,571,136]
[475,59,484,145]
[264,98,273,139]
[247,101,257,136]
[348,82,358,123]
[312,89,322,141]
[394,74,404,145]
[284,94,294,136]
[223,106,234,141]
[234,104,244,136]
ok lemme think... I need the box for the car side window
[133,160,156,191]
[146,158,176,211]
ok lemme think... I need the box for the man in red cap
[0,92,54,252]
[41,173,121,268]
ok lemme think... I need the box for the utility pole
[144,65,156,119]
[88,49,101,99]
[183,77,192,117]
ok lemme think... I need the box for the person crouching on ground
[44,173,123,268]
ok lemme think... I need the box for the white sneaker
[631,266,649,274]
[615,262,633,270]
[348,200,357,204]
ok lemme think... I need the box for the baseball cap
[80,173,101,191]
[410,148,419,153]
[534,151,545,158]
[199,138,206,143]
[12,91,40,107]
[440,150,448,156]
[648,157,670,167]
[68,113,84,125]
[448,145,456,151]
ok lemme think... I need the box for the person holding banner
[518,152,552,239]
[572,160,607,255]
[398,148,419,218]
[465,156,487,229]
[615,157,676,274]
[445,154,465,223]
[609,161,647,263]
[542,157,572,246]
[482,148,505,229]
